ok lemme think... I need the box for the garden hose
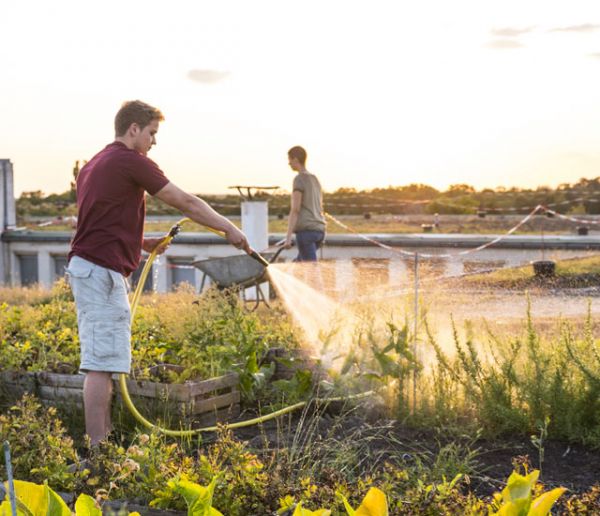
[118,219,375,437]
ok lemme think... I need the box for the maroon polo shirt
[69,141,170,276]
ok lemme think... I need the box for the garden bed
[0,370,241,428]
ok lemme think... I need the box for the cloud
[588,52,600,59]
[550,23,600,33]
[491,27,534,37]
[485,39,524,50]
[187,69,230,84]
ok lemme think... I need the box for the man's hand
[142,237,170,255]
[283,236,294,249]
[225,226,252,254]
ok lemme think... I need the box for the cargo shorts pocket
[65,257,94,278]
[65,257,94,281]
[91,309,130,359]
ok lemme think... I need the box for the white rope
[541,206,600,226]
[324,205,545,260]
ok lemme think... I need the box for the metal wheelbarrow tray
[192,247,285,308]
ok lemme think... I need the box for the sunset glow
[2,0,600,195]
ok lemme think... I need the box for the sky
[2,0,600,196]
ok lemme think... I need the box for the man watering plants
[284,146,326,261]
[66,100,252,447]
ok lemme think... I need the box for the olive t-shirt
[69,141,170,276]
[293,172,326,232]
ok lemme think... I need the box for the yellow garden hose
[118,219,374,437]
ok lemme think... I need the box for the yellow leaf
[501,470,539,503]
[74,493,102,516]
[336,491,355,515]
[492,501,521,516]
[2,480,70,516]
[527,487,567,516]
[355,487,388,516]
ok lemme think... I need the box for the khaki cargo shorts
[65,256,131,374]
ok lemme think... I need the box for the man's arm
[153,182,251,253]
[284,190,302,248]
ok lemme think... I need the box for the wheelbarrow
[192,246,286,310]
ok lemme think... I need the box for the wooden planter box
[0,371,37,404]
[0,371,240,428]
[263,347,319,381]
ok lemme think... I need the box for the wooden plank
[38,385,83,403]
[190,391,240,415]
[36,372,84,389]
[3,371,239,423]
[121,380,176,400]
[118,376,237,401]
[0,371,36,386]
[193,404,241,427]
[0,371,34,381]
[187,373,239,397]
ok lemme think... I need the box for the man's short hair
[114,100,165,136]
[288,146,307,166]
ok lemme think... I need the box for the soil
[469,274,600,292]
[229,410,600,497]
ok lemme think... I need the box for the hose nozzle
[250,250,270,267]
[168,223,182,238]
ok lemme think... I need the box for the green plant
[0,480,140,516]
[168,477,223,516]
[193,427,268,515]
[0,395,81,492]
[530,417,550,477]
[338,486,388,515]
[488,469,566,515]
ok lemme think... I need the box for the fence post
[3,441,17,516]
[412,252,419,413]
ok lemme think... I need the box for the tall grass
[412,301,600,446]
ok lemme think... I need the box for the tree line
[16,162,600,218]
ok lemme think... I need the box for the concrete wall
[1,231,598,291]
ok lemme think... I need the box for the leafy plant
[338,486,388,515]
[168,477,223,516]
[488,469,566,515]
[0,395,81,491]
[0,480,140,516]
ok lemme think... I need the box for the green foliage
[0,480,140,516]
[488,469,566,515]
[0,287,298,403]
[168,477,223,516]
[338,486,388,515]
[0,395,80,492]
[193,427,268,515]
[0,479,70,516]
[74,493,103,516]
[18,176,600,219]
[422,307,600,446]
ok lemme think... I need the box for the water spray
[119,219,373,437]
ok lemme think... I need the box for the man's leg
[83,371,113,445]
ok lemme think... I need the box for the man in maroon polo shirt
[67,100,252,446]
